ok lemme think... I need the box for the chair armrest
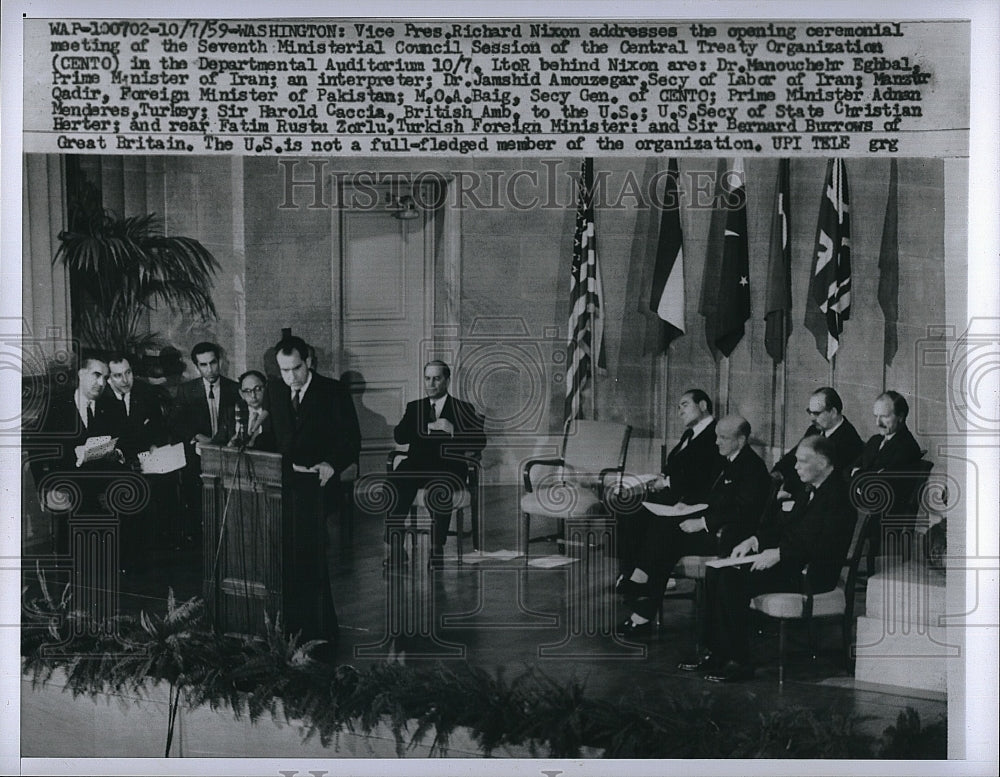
[800,565,815,619]
[522,457,564,493]
[598,465,625,499]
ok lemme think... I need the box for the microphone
[234,404,246,444]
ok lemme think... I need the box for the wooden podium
[200,445,285,636]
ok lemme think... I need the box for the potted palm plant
[54,181,221,357]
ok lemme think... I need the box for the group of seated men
[613,386,925,682]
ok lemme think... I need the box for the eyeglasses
[240,386,265,395]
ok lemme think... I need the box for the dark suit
[169,376,239,539]
[772,418,863,499]
[170,376,239,446]
[632,445,772,620]
[619,421,723,576]
[389,394,486,555]
[26,390,126,552]
[265,372,362,645]
[854,424,922,474]
[704,469,855,665]
[98,381,168,464]
[98,380,170,559]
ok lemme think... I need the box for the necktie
[86,402,94,429]
[678,428,693,450]
[292,389,300,413]
[121,393,129,417]
[428,400,437,422]
[208,386,218,436]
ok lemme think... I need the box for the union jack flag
[805,158,852,361]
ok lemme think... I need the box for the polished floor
[22,483,947,746]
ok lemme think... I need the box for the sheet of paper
[527,555,578,568]
[461,549,521,564]
[137,443,186,475]
[641,501,708,518]
[705,553,768,569]
[74,436,118,467]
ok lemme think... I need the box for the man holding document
[681,434,855,682]
[615,415,771,638]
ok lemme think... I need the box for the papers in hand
[292,463,320,476]
[641,501,708,518]
[705,553,769,569]
[138,443,186,474]
[74,436,118,467]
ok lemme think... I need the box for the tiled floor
[21,483,947,751]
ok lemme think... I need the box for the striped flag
[565,158,605,421]
[649,158,685,350]
[711,158,751,357]
[878,159,899,366]
[805,159,852,361]
[764,159,792,362]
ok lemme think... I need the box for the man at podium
[267,335,361,654]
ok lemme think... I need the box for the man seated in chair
[386,360,486,568]
[681,434,855,682]
[615,414,771,637]
[617,389,721,583]
[770,387,863,501]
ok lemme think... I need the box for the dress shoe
[705,659,755,683]
[677,652,716,672]
[614,617,654,639]
[614,577,648,599]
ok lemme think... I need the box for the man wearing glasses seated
[770,387,863,501]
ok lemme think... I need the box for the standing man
[617,388,722,585]
[169,342,239,544]
[99,352,169,570]
[266,336,361,653]
[683,435,855,682]
[227,369,275,450]
[27,354,123,553]
[616,415,772,637]
[771,387,863,500]
[388,360,486,567]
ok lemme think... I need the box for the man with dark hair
[771,387,863,500]
[265,335,361,653]
[617,388,722,584]
[616,414,772,637]
[99,352,170,569]
[100,353,168,462]
[682,434,855,682]
[387,359,486,567]
[27,354,124,553]
[169,341,239,543]
[853,390,922,474]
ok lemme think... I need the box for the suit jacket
[393,394,486,476]
[772,417,863,498]
[97,380,168,463]
[26,390,125,508]
[221,401,276,452]
[702,444,772,539]
[757,469,855,593]
[266,372,361,474]
[169,376,239,446]
[854,424,922,473]
[661,420,724,504]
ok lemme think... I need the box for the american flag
[565,158,605,422]
[805,158,852,361]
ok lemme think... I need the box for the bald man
[616,414,773,638]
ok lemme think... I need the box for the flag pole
[829,352,836,389]
[720,355,731,414]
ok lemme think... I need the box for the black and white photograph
[2,3,997,775]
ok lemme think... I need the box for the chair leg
[778,620,786,686]
[693,579,705,655]
[523,513,530,565]
[456,508,464,564]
